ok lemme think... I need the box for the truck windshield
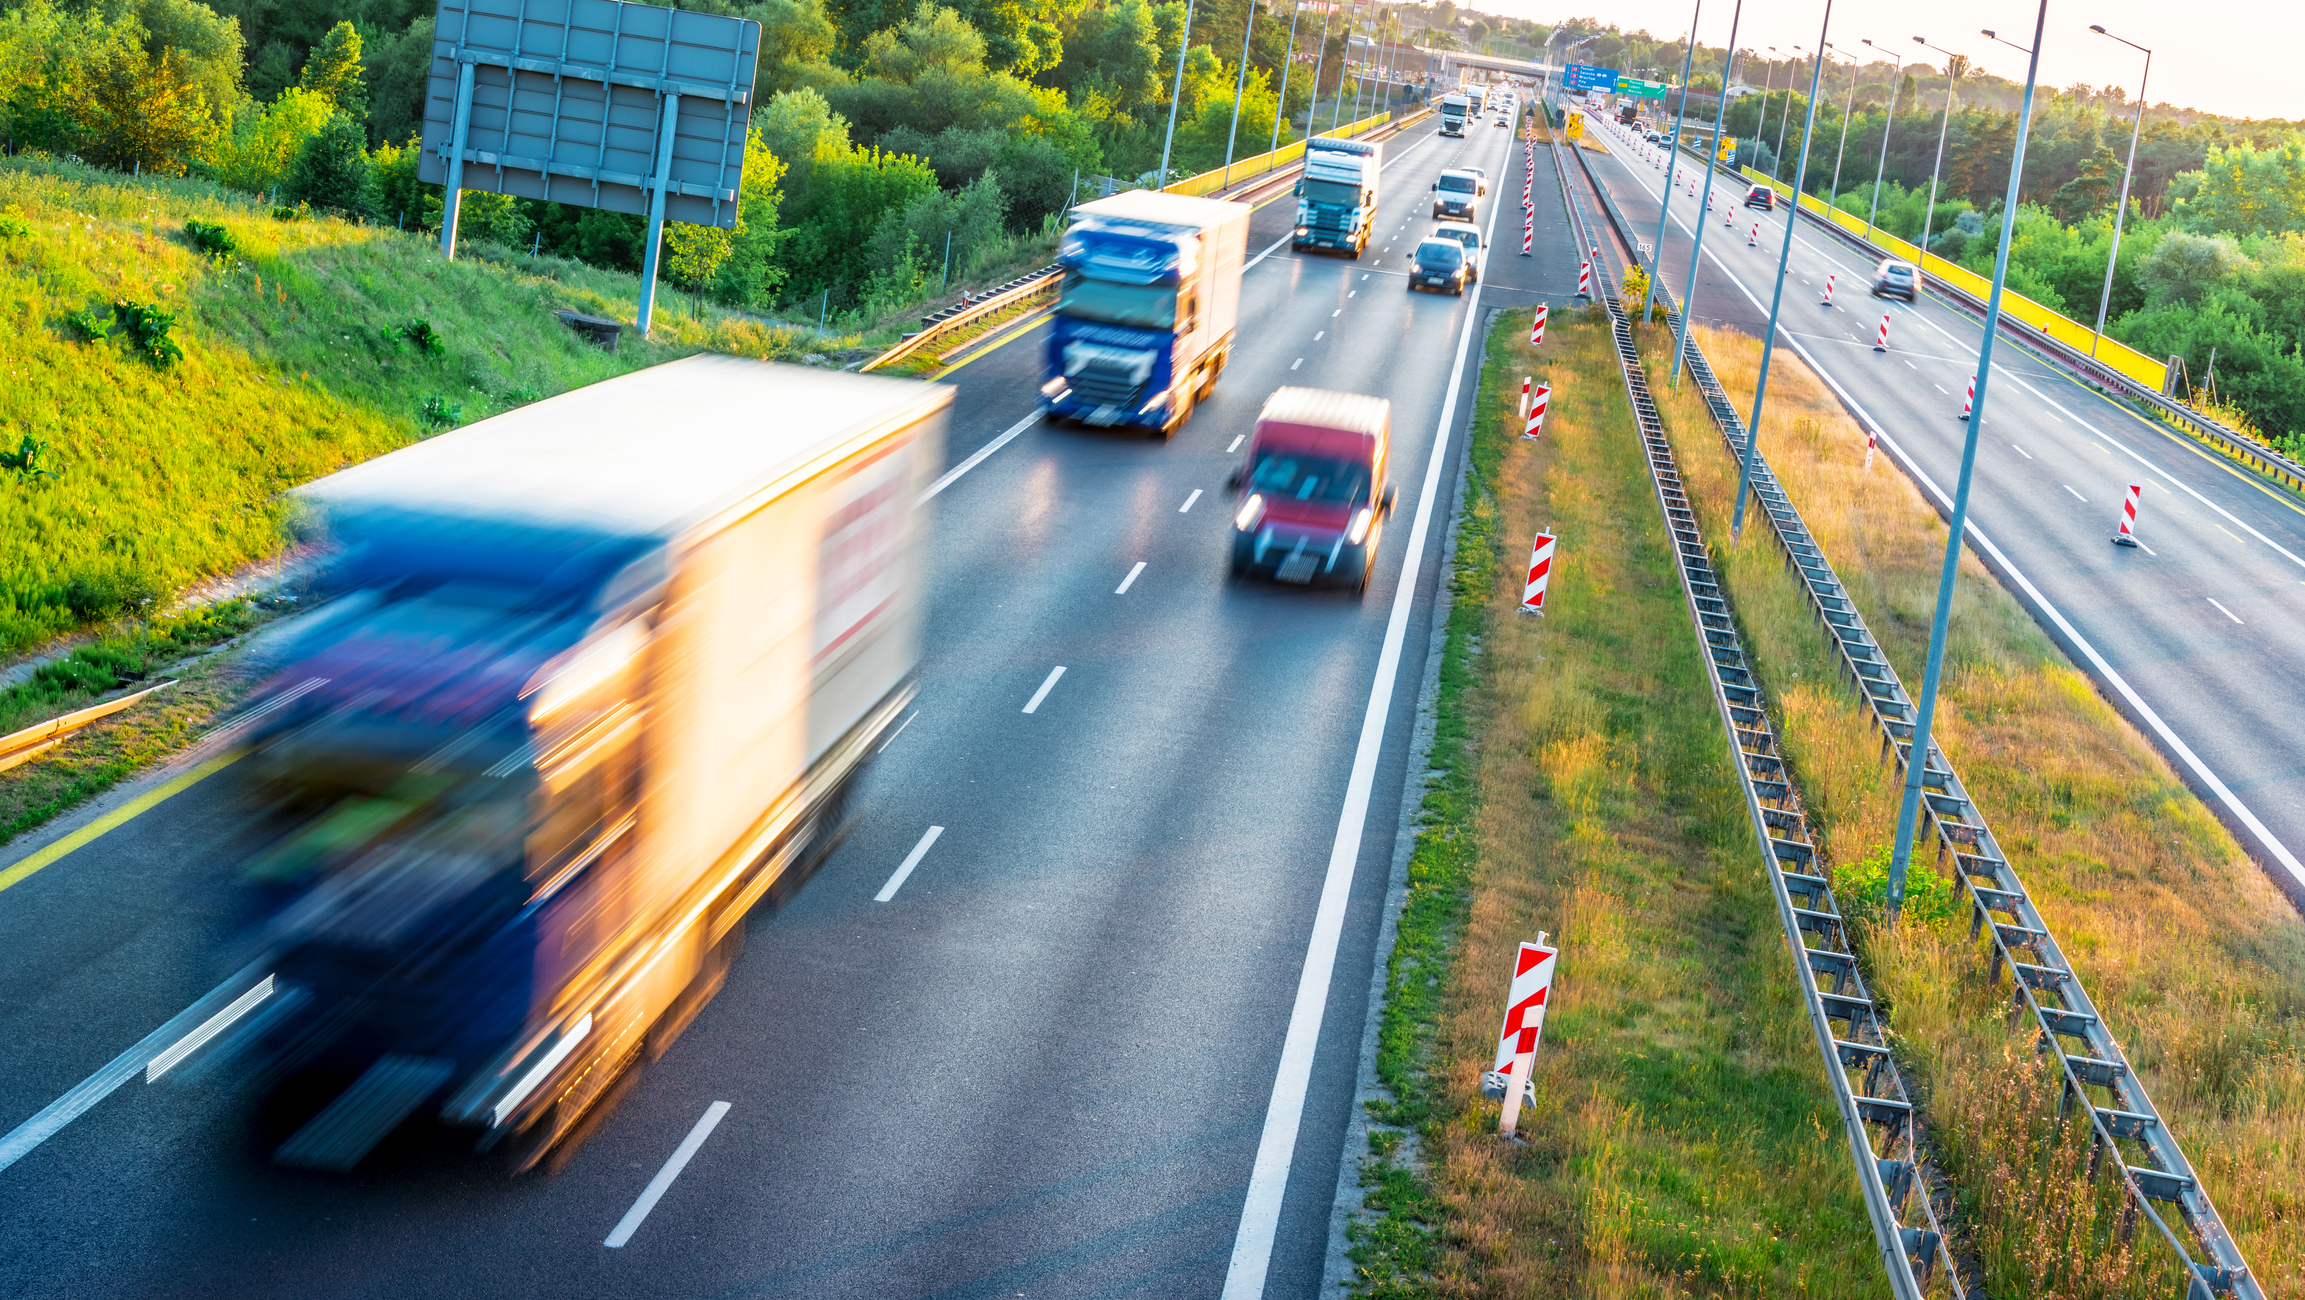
[1249,452,1371,504]
[1303,178,1361,208]
[1058,272,1178,329]
[1437,175,1476,193]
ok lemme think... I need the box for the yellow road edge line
[0,749,247,896]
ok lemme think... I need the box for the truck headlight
[1235,494,1266,531]
[1346,507,1374,545]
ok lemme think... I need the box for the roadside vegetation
[1648,321,2305,1296]
[1345,307,1885,1296]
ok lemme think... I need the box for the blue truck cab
[1291,136,1384,258]
[1042,190,1250,438]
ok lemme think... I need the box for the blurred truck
[1439,91,1470,136]
[1292,135,1384,259]
[1226,387,1396,594]
[1041,190,1249,437]
[235,356,947,1172]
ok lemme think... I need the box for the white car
[1430,221,1483,281]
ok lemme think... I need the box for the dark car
[1872,257,1920,302]
[1743,184,1776,211]
[1409,238,1468,295]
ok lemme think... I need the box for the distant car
[1409,238,1470,295]
[1743,184,1776,211]
[1494,115,1508,127]
[1430,221,1482,281]
[1872,258,1920,302]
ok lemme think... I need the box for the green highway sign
[1617,77,1670,99]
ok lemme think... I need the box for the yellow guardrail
[1738,167,2168,392]
[1163,109,1398,198]
[0,678,177,773]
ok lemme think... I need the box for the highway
[1571,115,2305,908]
[0,112,1576,1298]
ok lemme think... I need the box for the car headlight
[1235,494,1266,531]
[1346,507,1374,545]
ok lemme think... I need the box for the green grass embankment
[1346,307,1884,1296]
[0,155,825,655]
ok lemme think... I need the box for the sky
[1480,0,2302,122]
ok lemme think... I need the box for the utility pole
[2088,26,2152,358]
[1158,0,1201,187]
[1640,0,1704,324]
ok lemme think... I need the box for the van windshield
[1058,273,1177,329]
[1437,175,1476,193]
[1249,453,1371,504]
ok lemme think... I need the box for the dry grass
[1645,321,2305,1297]
[1379,306,1890,1296]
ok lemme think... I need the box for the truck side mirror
[1226,467,1245,492]
[1430,181,1437,191]
[1382,485,1398,514]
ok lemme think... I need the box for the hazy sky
[1482,0,2300,122]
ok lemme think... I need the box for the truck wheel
[1159,385,1194,438]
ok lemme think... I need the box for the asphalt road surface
[1570,116,2305,909]
[0,112,1581,1300]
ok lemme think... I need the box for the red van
[1226,387,1396,594]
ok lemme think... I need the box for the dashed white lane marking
[1180,489,1203,513]
[2011,444,2033,460]
[874,826,945,901]
[1116,562,1146,594]
[604,1101,732,1247]
[878,709,918,752]
[1292,358,1303,370]
[2064,484,2089,502]
[2208,598,2245,625]
[1227,435,1245,453]
[1022,666,1066,715]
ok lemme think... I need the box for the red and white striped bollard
[1531,303,1547,346]
[1520,534,1556,612]
[2113,484,2143,547]
[1576,261,1591,298]
[1523,384,1550,439]
[1821,274,1835,306]
[1872,314,1890,352]
[1958,375,1975,421]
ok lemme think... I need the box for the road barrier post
[1485,936,1556,1132]
[1959,375,1975,421]
[1531,303,1547,345]
[2113,483,2143,547]
[1873,314,1889,351]
[1523,385,1550,439]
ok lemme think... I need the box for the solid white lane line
[1180,489,1203,513]
[145,976,276,1081]
[1224,149,1501,1299]
[1116,562,1146,594]
[0,962,269,1173]
[877,709,918,752]
[2064,485,2089,502]
[874,827,945,902]
[2209,598,2246,625]
[921,412,1038,503]
[1022,666,1066,714]
[603,1101,731,1248]
[1292,358,1303,370]
[1228,435,1245,453]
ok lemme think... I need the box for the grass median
[1346,305,1885,1296]
[1646,321,2305,1297]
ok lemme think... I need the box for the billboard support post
[439,61,475,259]
[636,91,682,337]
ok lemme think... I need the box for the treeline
[0,0,1359,322]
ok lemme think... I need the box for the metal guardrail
[0,679,178,773]
[1583,119,2260,1298]
[1671,140,2305,502]
[859,264,1061,374]
[1547,130,1963,1299]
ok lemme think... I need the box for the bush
[182,218,235,259]
[1833,843,1960,935]
[389,318,445,355]
[284,112,378,221]
[418,395,462,430]
[109,300,183,367]
[63,567,161,622]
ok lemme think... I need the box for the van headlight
[1235,494,1266,531]
[1346,507,1374,545]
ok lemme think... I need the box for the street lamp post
[1825,45,1858,207]
[1753,50,1780,174]
[1641,2,1705,324]
[2088,25,2152,358]
[1669,14,1746,390]
[1221,0,1261,188]
[1912,36,1965,261]
[1861,39,1904,239]
[1886,2,2050,922]
[1308,0,1336,134]
[1777,46,1802,180]
[1268,0,1304,154]
[1158,0,1201,185]
[1730,3,1834,543]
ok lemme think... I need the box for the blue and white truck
[1291,136,1384,259]
[1041,190,1250,438]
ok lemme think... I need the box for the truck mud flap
[273,1053,455,1171]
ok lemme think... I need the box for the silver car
[1872,258,1919,303]
[1430,221,1483,282]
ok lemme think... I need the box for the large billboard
[1563,63,1618,93]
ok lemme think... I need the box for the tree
[212,86,336,194]
[2137,230,2247,308]
[712,128,792,304]
[284,112,378,218]
[299,21,367,119]
[76,43,221,175]
[2170,139,2305,237]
